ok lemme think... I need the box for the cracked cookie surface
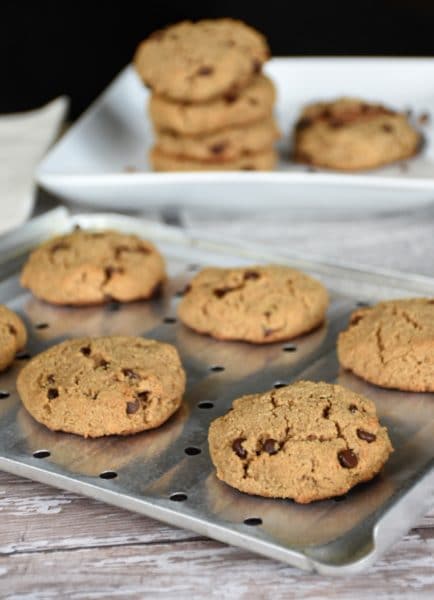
[20,229,166,305]
[208,380,392,503]
[177,265,328,343]
[134,19,269,102]
[0,305,27,372]
[149,74,276,136]
[338,298,434,391]
[294,97,421,171]
[17,336,186,437]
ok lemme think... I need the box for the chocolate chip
[80,346,91,356]
[263,438,279,455]
[349,404,358,413]
[263,327,277,337]
[126,400,140,414]
[323,405,330,418]
[47,388,59,399]
[307,434,317,441]
[7,324,17,335]
[210,142,227,155]
[338,449,358,468]
[232,438,247,458]
[122,368,139,379]
[214,287,232,298]
[197,65,213,76]
[136,391,149,401]
[224,89,238,103]
[382,124,394,133]
[252,59,261,74]
[95,358,109,369]
[47,374,55,384]
[357,429,376,443]
[244,271,260,280]
[105,266,123,279]
[295,117,312,131]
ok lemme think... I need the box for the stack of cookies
[134,19,280,171]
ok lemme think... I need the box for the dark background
[2,0,434,119]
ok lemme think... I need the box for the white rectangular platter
[0,207,432,575]
[37,58,434,213]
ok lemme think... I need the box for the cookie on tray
[134,19,269,102]
[208,380,393,503]
[338,298,434,391]
[20,229,166,306]
[155,117,280,162]
[17,336,186,437]
[293,97,421,171]
[0,305,27,372]
[149,74,276,136]
[150,146,277,172]
[177,265,328,343]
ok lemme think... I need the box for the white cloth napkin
[0,97,68,234]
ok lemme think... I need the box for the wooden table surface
[1,198,434,598]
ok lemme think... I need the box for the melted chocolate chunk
[47,388,59,400]
[349,404,358,414]
[197,65,214,76]
[136,391,149,401]
[338,449,358,468]
[210,142,227,155]
[357,429,376,443]
[232,437,247,458]
[122,368,139,379]
[80,346,91,356]
[263,438,279,455]
[244,270,260,280]
[126,400,140,414]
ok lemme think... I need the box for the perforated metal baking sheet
[0,207,432,575]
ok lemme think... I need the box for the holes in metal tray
[163,317,177,324]
[33,450,51,459]
[282,344,297,352]
[34,322,49,330]
[209,365,225,373]
[170,492,187,502]
[273,381,288,389]
[99,471,118,480]
[15,351,31,360]
[0,391,10,399]
[243,517,262,526]
[198,401,214,410]
[184,447,201,456]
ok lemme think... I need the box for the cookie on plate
[20,229,166,306]
[0,305,27,372]
[208,380,393,503]
[150,146,278,172]
[149,74,276,136]
[338,298,434,391]
[294,97,421,171]
[134,19,269,102]
[155,117,280,162]
[17,336,186,437]
[177,265,328,343]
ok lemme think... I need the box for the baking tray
[0,207,432,575]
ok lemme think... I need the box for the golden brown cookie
[17,336,186,437]
[20,229,166,306]
[294,97,421,171]
[208,380,393,503]
[338,298,434,391]
[150,146,277,172]
[155,117,280,162]
[0,305,27,372]
[134,19,269,102]
[149,74,276,136]
[177,265,328,343]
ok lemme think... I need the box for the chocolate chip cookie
[149,74,276,136]
[155,117,280,162]
[150,146,277,172]
[20,229,166,305]
[338,298,434,391]
[208,380,393,503]
[17,336,186,437]
[0,305,27,372]
[294,97,421,171]
[177,265,328,343]
[134,19,269,102]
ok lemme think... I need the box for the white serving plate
[37,58,434,212]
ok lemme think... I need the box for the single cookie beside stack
[134,19,280,171]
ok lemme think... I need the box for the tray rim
[0,207,433,576]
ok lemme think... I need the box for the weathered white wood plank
[1,530,433,599]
